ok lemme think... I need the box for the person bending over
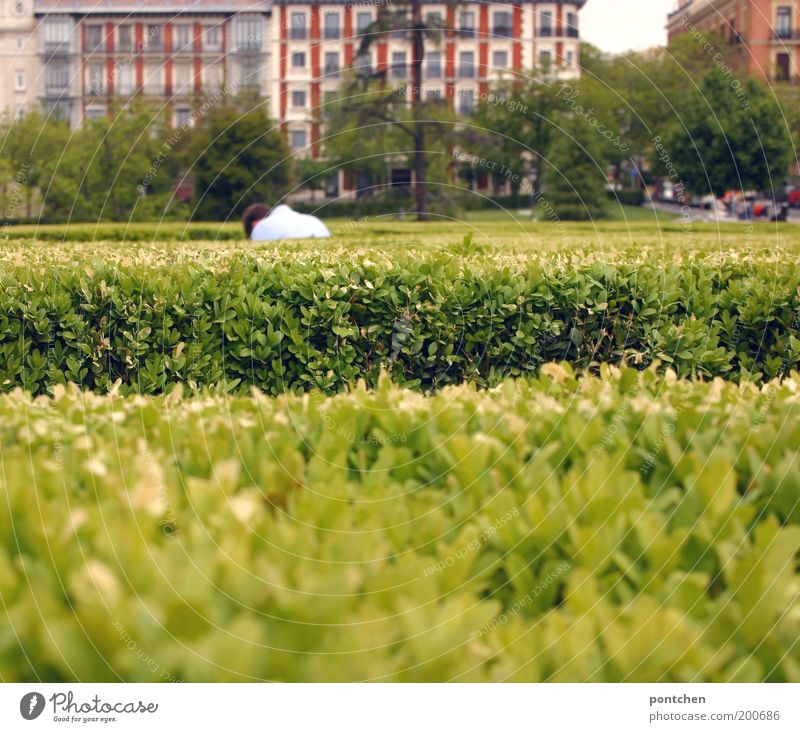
[242,202,331,240]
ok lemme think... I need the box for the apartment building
[15,0,270,127]
[0,0,39,120]
[667,0,800,82]
[2,1,583,127]
[271,1,584,157]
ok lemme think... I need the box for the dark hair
[242,203,271,237]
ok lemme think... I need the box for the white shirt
[250,204,331,241]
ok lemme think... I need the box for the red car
[788,189,800,207]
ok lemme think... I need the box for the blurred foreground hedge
[0,367,798,681]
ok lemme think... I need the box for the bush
[1,367,797,681]
[1,247,800,395]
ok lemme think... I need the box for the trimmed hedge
[2,249,800,394]
[1,367,798,681]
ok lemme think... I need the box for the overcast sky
[579,0,678,54]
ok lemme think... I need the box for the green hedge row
[1,367,798,681]
[2,249,800,394]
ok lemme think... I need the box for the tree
[338,0,448,220]
[0,111,70,221]
[41,100,180,222]
[542,114,609,221]
[192,95,291,221]
[472,65,565,200]
[295,158,332,203]
[662,67,792,196]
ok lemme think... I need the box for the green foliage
[1,243,800,394]
[191,96,292,221]
[0,367,798,681]
[543,115,609,221]
[661,67,792,196]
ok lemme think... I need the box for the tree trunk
[411,0,428,221]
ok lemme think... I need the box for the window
[426,11,442,28]
[239,57,259,87]
[324,51,340,77]
[118,25,133,53]
[16,35,23,50]
[174,61,192,93]
[291,51,306,68]
[356,12,371,35]
[175,108,191,127]
[14,71,25,91]
[43,18,71,52]
[291,13,307,39]
[777,7,792,39]
[426,51,441,78]
[353,51,372,72]
[390,13,407,39]
[459,11,475,37]
[566,50,574,67]
[459,89,475,115]
[290,129,307,149]
[45,60,70,92]
[87,61,105,95]
[46,100,72,122]
[14,105,25,120]
[86,24,103,52]
[776,52,791,81]
[147,25,162,50]
[539,50,552,67]
[426,87,442,98]
[324,12,340,39]
[492,50,508,69]
[391,51,407,78]
[566,12,579,37]
[203,25,222,51]
[292,90,306,107]
[235,16,262,51]
[539,11,553,37]
[117,63,133,94]
[205,62,223,91]
[174,24,192,52]
[144,62,161,94]
[86,106,106,120]
[459,51,475,78]
[493,12,512,38]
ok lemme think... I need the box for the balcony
[492,26,513,38]
[43,41,73,56]
[457,27,476,38]
[537,27,553,37]
[324,26,340,40]
[774,28,800,41]
[566,26,579,38]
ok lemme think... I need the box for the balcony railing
[566,26,579,38]
[492,26,513,38]
[537,27,553,37]
[43,41,72,55]
[324,27,340,39]
[774,28,800,40]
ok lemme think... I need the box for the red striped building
[271,1,584,157]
